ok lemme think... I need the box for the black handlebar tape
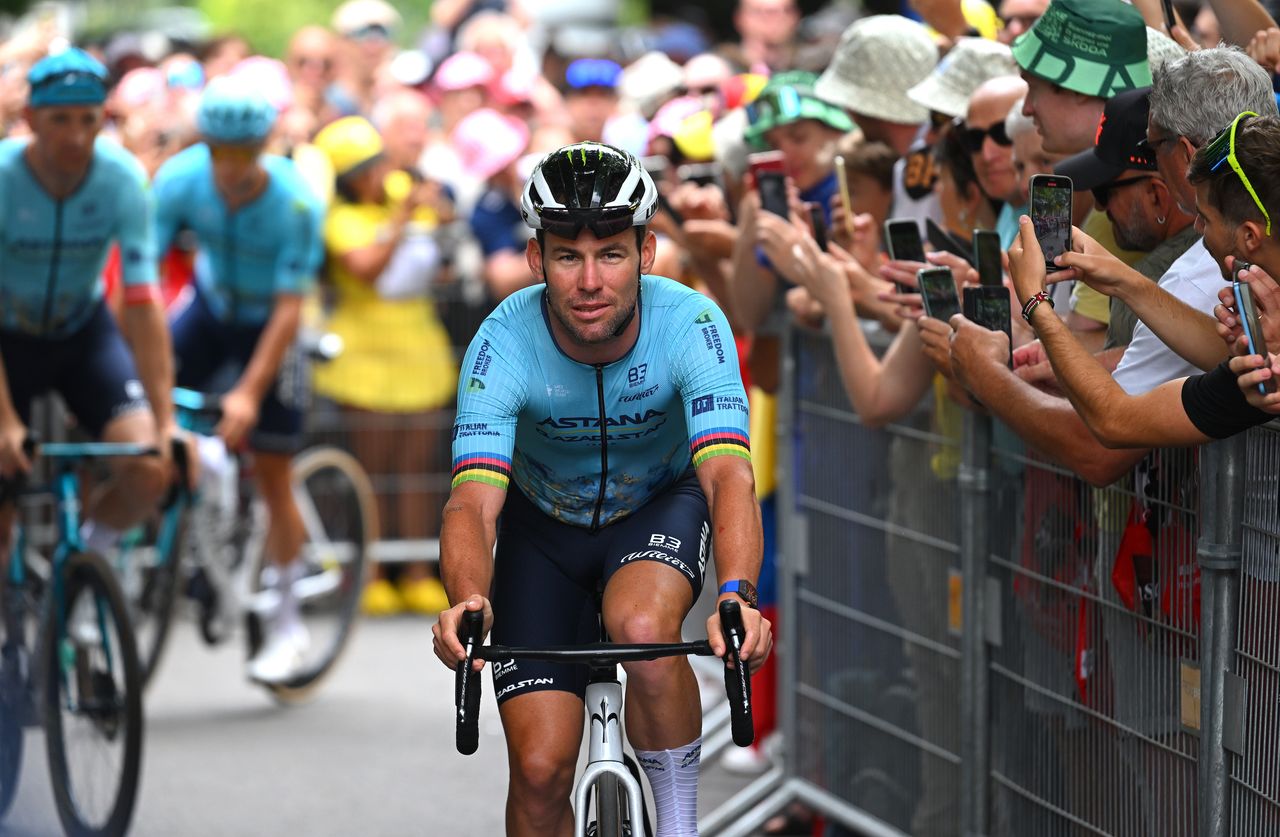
[161,437,192,510]
[718,599,755,747]
[455,609,485,755]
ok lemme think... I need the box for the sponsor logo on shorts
[698,521,710,575]
[649,534,682,550]
[496,677,554,700]
[621,549,695,581]
[124,379,145,400]
[492,658,518,680]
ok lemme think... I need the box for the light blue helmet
[28,47,108,108]
[196,77,277,145]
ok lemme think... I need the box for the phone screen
[757,171,789,218]
[918,267,961,322]
[964,286,1012,366]
[885,219,926,263]
[974,230,1003,287]
[1234,277,1277,394]
[807,203,828,252]
[1030,175,1073,270]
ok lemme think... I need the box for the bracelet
[1021,290,1055,323]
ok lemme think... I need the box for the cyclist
[432,142,773,837]
[151,77,325,684]
[0,48,173,555]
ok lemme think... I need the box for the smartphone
[884,218,926,263]
[676,162,723,189]
[964,286,1012,367]
[925,217,974,265]
[974,230,1003,287]
[806,202,828,252]
[1030,174,1073,272]
[918,267,961,323]
[834,154,853,217]
[1233,265,1277,394]
[747,150,787,218]
[641,154,671,181]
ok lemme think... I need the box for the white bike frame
[573,677,647,836]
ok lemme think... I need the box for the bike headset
[196,77,278,146]
[520,142,658,337]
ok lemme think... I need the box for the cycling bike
[113,382,377,702]
[0,440,159,837]
[454,599,755,837]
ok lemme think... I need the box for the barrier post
[958,410,992,836]
[1196,436,1246,837]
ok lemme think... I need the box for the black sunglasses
[1091,175,1155,206]
[539,206,636,240]
[957,121,1013,154]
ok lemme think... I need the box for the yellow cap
[673,111,716,162]
[313,116,384,177]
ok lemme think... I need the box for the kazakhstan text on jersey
[451,275,751,529]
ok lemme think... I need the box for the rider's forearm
[235,294,302,403]
[700,459,763,593]
[1116,279,1226,371]
[0,350,19,425]
[121,301,176,431]
[439,501,497,605]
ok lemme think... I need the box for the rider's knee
[509,747,576,801]
[608,608,675,646]
[119,456,168,505]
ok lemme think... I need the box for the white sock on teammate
[634,737,701,837]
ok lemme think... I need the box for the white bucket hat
[907,37,1017,119]
[815,15,938,126]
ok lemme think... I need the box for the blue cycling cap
[28,48,108,108]
[565,58,622,91]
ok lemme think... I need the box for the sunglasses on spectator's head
[1203,110,1271,236]
[746,86,803,126]
[348,23,390,42]
[955,119,1013,154]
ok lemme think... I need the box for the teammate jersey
[0,136,156,338]
[452,275,751,530]
[152,144,324,326]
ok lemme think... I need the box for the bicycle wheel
[593,773,625,837]
[0,704,17,822]
[248,446,376,702]
[112,503,186,687]
[43,551,143,837]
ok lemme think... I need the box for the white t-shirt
[1111,238,1220,395]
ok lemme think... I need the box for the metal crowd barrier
[701,327,1273,837]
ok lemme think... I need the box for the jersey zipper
[41,199,65,333]
[590,363,608,532]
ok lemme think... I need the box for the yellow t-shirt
[312,172,459,413]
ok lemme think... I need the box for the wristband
[1021,290,1055,323]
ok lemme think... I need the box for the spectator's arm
[483,250,536,302]
[726,192,780,331]
[1207,0,1277,48]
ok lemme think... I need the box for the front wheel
[247,446,376,703]
[592,772,625,837]
[112,503,186,688]
[43,551,143,837]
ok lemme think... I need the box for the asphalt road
[3,608,759,836]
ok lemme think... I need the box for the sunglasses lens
[991,123,1012,146]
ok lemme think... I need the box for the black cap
[1055,87,1157,192]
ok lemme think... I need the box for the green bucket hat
[1012,0,1151,99]
[744,71,855,149]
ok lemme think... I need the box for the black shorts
[0,302,150,438]
[490,470,710,705]
[169,287,306,454]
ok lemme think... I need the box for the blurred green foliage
[197,0,430,57]
[0,0,34,17]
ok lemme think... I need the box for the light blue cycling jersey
[152,144,324,326]
[0,136,156,338]
[452,275,751,529]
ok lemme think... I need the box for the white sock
[79,520,120,555]
[634,738,701,837]
[273,560,305,637]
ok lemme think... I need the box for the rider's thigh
[499,689,584,794]
[100,408,166,503]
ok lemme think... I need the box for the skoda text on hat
[1012,0,1151,99]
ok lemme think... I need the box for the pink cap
[452,107,529,180]
[647,96,704,145]
[434,51,495,92]
[114,67,167,110]
[229,56,294,113]
[492,67,534,106]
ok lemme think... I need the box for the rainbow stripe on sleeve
[451,452,512,489]
[690,427,751,467]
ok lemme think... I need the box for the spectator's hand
[880,258,928,291]
[1012,339,1062,393]
[786,285,826,330]
[432,595,493,672]
[927,250,980,290]
[777,233,848,309]
[917,315,956,378]
[1007,215,1051,307]
[847,212,882,272]
[682,219,737,261]
[947,314,1011,390]
[1236,258,1280,354]
[757,210,817,286]
[1167,22,1200,53]
[216,387,259,450]
[671,181,729,222]
[0,413,30,479]
[1229,353,1280,413]
[1247,27,1280,74]
[877,286,925,320]
[1056,226,1150,298]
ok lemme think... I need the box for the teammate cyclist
[0,48,173,554]
[152,77,325,684]
[432,143,773,837]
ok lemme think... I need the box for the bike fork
[573,678,646,835]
